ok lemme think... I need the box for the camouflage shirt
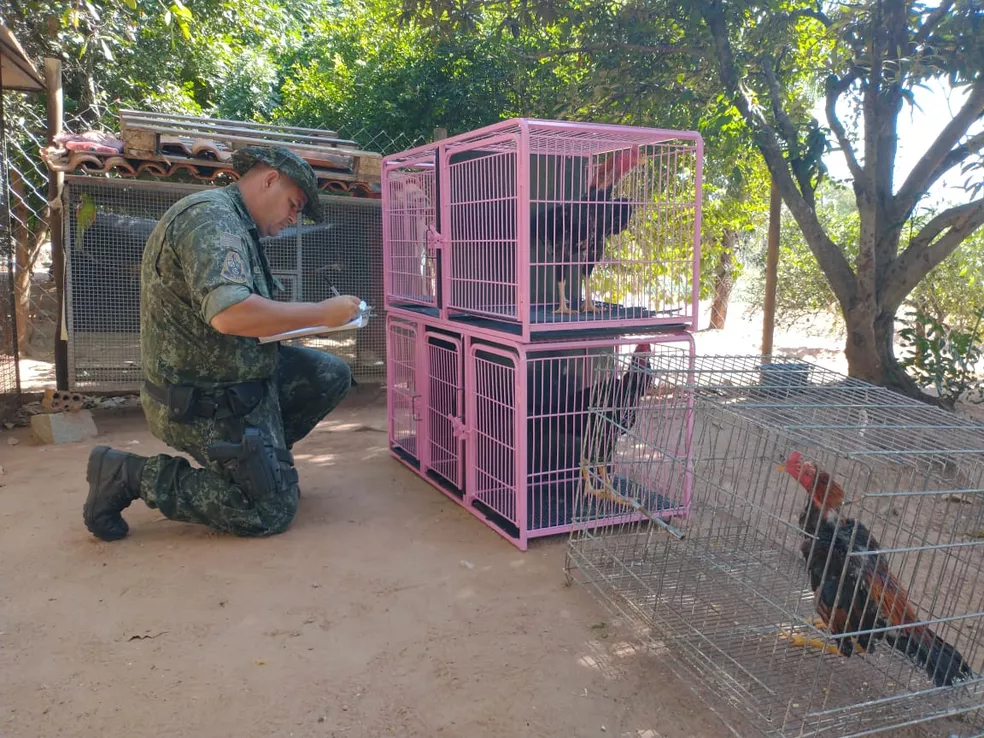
[140,184,281,389]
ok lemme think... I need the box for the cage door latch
[425,225,445,250]
[449,415,468,439]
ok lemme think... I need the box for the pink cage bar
[382,118,704,341]
[386,311,697,550]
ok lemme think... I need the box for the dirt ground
[0,387,758,738]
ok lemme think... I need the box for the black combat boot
[83,446,147,541]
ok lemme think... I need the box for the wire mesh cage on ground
[565,354,984,738]
[62,175,386,391]
[386,312,695,550]
[382,119,703,341]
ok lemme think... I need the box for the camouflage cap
[231,145,321,221]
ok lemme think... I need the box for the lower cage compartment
[385,311,696,549]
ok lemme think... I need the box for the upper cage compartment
[382,118,703,340]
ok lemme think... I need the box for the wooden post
[762,178,781,356]
[44,58,67,389]
[433,127,448,141]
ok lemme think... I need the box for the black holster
[207,427,298,499]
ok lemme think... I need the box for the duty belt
[143,378,265,423]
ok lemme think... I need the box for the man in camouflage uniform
[83,146,362,541]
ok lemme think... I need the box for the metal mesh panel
[62,176,386,391]
[383,150,439,308]
[566,353,984,738]
[0,92,21,422]
[386,315,419,462]
[282,196,386,380]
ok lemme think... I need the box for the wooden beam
[44,58,68,390]
[762,177,781,356]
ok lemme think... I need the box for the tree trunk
[13,249,33,357]
[843,304,938,405]
[709,229,737,330]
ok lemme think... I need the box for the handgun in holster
[207,427,297,497]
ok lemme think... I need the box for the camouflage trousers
[137,345,352,536]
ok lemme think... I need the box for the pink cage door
[423,329,465,494]
[386,316,422,467]
[465,333,697,550]
[382,148,441,311]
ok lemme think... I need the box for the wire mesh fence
[63,176,385,391]
[337,124,426,156]
[1,93,68,369]
[566,352,984,738]
[1,91,25,422]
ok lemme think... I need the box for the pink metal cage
[385,312,697,550]
[382,119,704,341]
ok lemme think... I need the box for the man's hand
[320,295,362,327]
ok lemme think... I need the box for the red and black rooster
[781,451,974,687]
[531,148,642,315]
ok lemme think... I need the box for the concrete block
[30,410,99,445]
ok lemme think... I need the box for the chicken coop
[387,313,695,549]
[40,109,386,391]
[382,118,703,342]
[565,353,984,737]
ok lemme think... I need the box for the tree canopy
[5,0,984,400]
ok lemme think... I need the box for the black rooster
[531,148,642,315]
[527,344,653,493]
[782,451,975,688]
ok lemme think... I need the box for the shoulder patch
[220,248,249,285]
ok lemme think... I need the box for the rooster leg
[555,279,577,315]
[779,616,868,657]
[782,632,844,656]
[581,461,617,503]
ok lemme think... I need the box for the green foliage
[743,182,859,328]
[898,309,984,409]
[744,189,984,339]
[270,1,572,142]
[906,226,984,334]
[6,0,326,125]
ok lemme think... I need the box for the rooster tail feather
[892,625,974,687]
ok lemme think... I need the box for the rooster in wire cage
[531,147,643,315]
[527,344,653,500]
[779,451,975,688]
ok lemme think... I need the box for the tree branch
[893,80,984,220]
[825,70,865,184]
[760,56,799,149]
[883,198,984,311]
[930,129,984,184]
[700,2,857,307]
[915,0,955,43]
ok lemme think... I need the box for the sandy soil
[4,301,983,738]
[0,388,758,738]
